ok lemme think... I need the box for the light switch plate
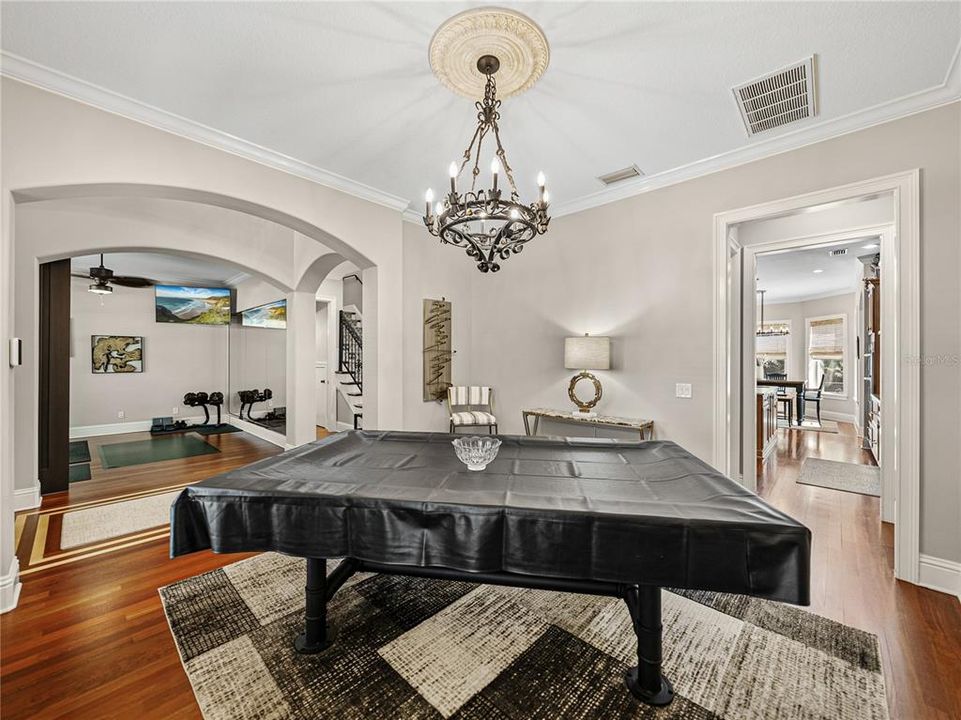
[676,383,693,399]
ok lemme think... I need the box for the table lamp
[564,334,611,417]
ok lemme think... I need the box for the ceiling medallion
[423,9,551,273]
[429,7,550,99]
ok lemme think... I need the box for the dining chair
[447,386,498,434]
[765,372,793,426]
[802,375,826,424]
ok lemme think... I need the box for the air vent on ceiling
[829,248,848,257]
[597,164,643,186]
[733,56,818,136]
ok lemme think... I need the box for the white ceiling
[71,251,246,288]
[756,237,877,304]
[2,2,959,213]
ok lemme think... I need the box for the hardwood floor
[2,424,959,719]
[758,422,961,719]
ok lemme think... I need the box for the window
[807,315,846,395]
[756,321,790,377]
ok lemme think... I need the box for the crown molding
[4,46,958,225]
[0,52,410,213]
[401,62,960,227]
[550,51,960,218]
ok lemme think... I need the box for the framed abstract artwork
[91,335,143,373]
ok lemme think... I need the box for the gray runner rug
[798,458,881,497]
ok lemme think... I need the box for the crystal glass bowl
[452,436,502,471]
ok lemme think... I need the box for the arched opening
[10,186,382,498]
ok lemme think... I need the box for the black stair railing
[338,310,363,393]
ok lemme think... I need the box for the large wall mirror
[228,299,287,435]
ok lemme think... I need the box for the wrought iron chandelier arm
[491,121,519,198]
[421,54,549,274]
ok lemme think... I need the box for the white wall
[428,101,960,563]
[70,278,228,430]
[765,293,860,421]
[401,222,474,431]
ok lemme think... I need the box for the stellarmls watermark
[904,354,960,366]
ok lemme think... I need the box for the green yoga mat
[69,463,92,482]
[69,440,91,465]
[194,424,242,436]
[99,434,220,469]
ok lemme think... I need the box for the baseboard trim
[918,554,961,600]
[14,483,41,511]
[0,557,22,613]
[70,416,208,438]
[226,415,287,448]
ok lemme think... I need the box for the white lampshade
[564,335,611,370]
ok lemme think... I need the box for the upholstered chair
[446,386,497,434]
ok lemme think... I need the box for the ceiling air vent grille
[598,165,643,186]
[733,56,817,136]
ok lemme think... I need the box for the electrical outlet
[117,410,125,419]
[172,407,179,415]
[675,383,693,399]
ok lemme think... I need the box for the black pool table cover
[171,431,810,605]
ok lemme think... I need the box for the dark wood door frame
[38,259,71,494]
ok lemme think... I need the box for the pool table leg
[294,557,334,654]
[623,585,674,706]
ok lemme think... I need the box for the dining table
[756,378,806,425]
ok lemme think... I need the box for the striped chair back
[447,386,492,411]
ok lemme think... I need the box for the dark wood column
[38,259,71,495]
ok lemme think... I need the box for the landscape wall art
[91,335,143,373]
[241,299,287,329]
[155,285,231,325]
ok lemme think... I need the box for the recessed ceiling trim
[0,52,410,212]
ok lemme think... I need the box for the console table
[522,408,655,441]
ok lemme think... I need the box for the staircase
[336,305,363,429]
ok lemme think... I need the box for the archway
[9,188,382,500]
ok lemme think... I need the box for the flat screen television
[155,285,231,325]
[241,299,287,329]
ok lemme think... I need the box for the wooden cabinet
[756,389,778,461]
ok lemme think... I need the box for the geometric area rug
[160,553,889,720]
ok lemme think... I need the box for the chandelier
[756,290,789,336]
[422,54,550,273]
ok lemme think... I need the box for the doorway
[713,171,920,583]
[314,296,337,434]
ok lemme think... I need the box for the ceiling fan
[72,254,157,295]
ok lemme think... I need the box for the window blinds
[756,324,789,357]
[809,317,844,359]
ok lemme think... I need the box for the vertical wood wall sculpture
[423,299,452,401]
